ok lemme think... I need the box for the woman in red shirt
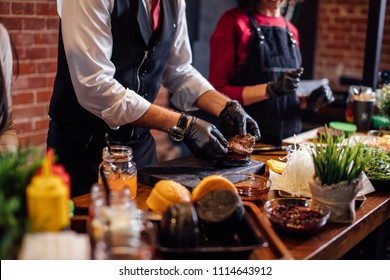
[209,0,333,145]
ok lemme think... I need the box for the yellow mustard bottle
[26,155,70,232]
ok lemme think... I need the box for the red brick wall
[1,0,390,157]
[0,0,179,160]
[315,0,390,92]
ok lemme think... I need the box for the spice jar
[98,145,137,199]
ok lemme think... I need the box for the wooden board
[138,155,265,189]
[155,201,292,260]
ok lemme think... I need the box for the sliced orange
[192,175,237,202]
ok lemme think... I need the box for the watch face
[169,126,186,142]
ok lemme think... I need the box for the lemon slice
[266,159,287,174]
[192,175,237,202]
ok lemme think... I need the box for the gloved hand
[307,85,335,112]
[183,117,228,160]
[218,100,261,141]
[266,67,304,98]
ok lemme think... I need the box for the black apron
[233,12,302,145]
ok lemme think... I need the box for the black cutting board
[138,155,265,189]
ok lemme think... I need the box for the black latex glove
[218,100,261,141]
[307,85,335,112]
[183,118,228,160]
[266,67,304,98]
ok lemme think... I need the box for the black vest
[49,0,178,141]
[233,12,302,145]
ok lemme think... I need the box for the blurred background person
[0,22,19,153]
[209,0,334,145]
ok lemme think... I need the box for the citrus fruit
[192,175,237,202]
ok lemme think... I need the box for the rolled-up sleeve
[162,0,214,112]
[60,0,151,129]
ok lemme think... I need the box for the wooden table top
[72,149,390,260]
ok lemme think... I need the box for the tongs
[252,145,287,154]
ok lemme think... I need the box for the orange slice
[192,175,237,202]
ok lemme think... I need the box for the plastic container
[26,155,70,232]
[329,121,357,136]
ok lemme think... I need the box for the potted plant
[0,148,42,259]
[309,132,369,223]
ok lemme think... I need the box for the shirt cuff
[101,89,151,129]
[170,76,215,112]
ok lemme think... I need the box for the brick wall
[0,0,179,160]
[315,0,390,92]
[1,0,390,159]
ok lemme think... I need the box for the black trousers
[47,120,157,197]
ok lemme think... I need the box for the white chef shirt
[57,0,214,129]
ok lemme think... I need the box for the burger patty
[227,134,255,156]
[316,126,344,139]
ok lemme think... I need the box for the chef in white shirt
[48,0,261,197]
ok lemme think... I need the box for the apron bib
[233,12,302,145]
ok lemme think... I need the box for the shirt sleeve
[163,0,215,112]
[59,0,151,129]
[208,11,245,104]
[0,24,19,152]
[0,24,13,110]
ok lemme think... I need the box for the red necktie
[151,0,161,32]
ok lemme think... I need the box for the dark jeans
[47,120,157,197]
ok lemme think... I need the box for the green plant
[0,148,42,259]
[364,146,390,180]
[310,132,369,185]
[377,84,390,117]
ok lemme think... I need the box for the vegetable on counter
[310,132,369,185]
[364,147,390,180]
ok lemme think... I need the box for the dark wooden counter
[72,150,390,260]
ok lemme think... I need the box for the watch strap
[177,112,190,130]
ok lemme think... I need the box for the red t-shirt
[209,7,300,104]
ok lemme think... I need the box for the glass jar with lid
[98,145,137,199]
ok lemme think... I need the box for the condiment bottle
[98,145,137,199]
[26,153,70,232]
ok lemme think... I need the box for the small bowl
[220,172,271,201]
[367,129,390,137]
[263,198,330,235]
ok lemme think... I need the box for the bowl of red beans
[263,198,330,235]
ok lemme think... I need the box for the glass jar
[98,145,137,199]
[89,183,155,260]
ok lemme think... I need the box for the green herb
[0,148,42,259]
[310,129,370,185]
[378,84,390,117]
[364,147,390,180]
